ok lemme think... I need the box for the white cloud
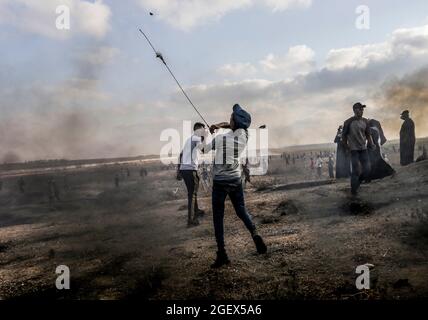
[138,0,251,31]
[219,45,316,79]
[73,0,111,38]
[325,43,390,70]
[187,22,428,148]
[260,45,316,77]
[264,0,312,12]
[4,9,428,158]
[137,0,312,30]
[0,0,111,39]
[325,24,428,71]
[218,62,257,77]
[391,24,428,56]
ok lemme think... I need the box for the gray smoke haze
[374,66,428,139]
[2,53,428,163]
[0,44,126,162]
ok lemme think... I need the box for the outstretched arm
[209,122,231,133]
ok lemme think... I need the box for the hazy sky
[1,0,428,161]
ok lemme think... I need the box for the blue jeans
[212,181,256,251]
[351,150,371,194]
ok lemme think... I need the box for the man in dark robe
[334,125,350,178]
[367,119,395,180]
[400,110,416,166]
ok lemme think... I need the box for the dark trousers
[350,150,371,194]
[181,170,200,223]
[212,181,255,251]
[328,165,334,178]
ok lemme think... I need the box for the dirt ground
[0,149,427,300]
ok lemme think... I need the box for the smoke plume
[374,66,428,139]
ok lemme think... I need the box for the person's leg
[359,149,371,183]
[212,182,228,251]
[192,171,202,219]
[350,151,361,194]
[228,183,267,254]
[228,183,256,234]
[193,172,206,216]
[181,170,195,225]
[211,182,230,268]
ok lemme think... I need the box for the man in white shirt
[178,122,206,227]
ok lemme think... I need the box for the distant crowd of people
[0,164,150,206]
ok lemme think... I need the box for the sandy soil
[0,153,427,300]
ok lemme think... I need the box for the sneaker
[210,250,230,268]
[252,235,267,254]
[187,220,199,228]
[187,219,199,227]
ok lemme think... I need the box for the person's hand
[209,124,219,134]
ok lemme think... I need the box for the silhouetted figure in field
[342,102,376,195]
[393,145,397,153]
[48,178,60,202]
[315,155,323,179]
[400,110,415,166]
[0,179,3,191]
[18,177,25,193]
[126,167,130,177]
[334,125,351,178]
[114,174,120,188]
[367,119,395,180]
[140,167,148,177]
[416,145,427,162]
[63,175,69,192]
[328,156,335,179]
